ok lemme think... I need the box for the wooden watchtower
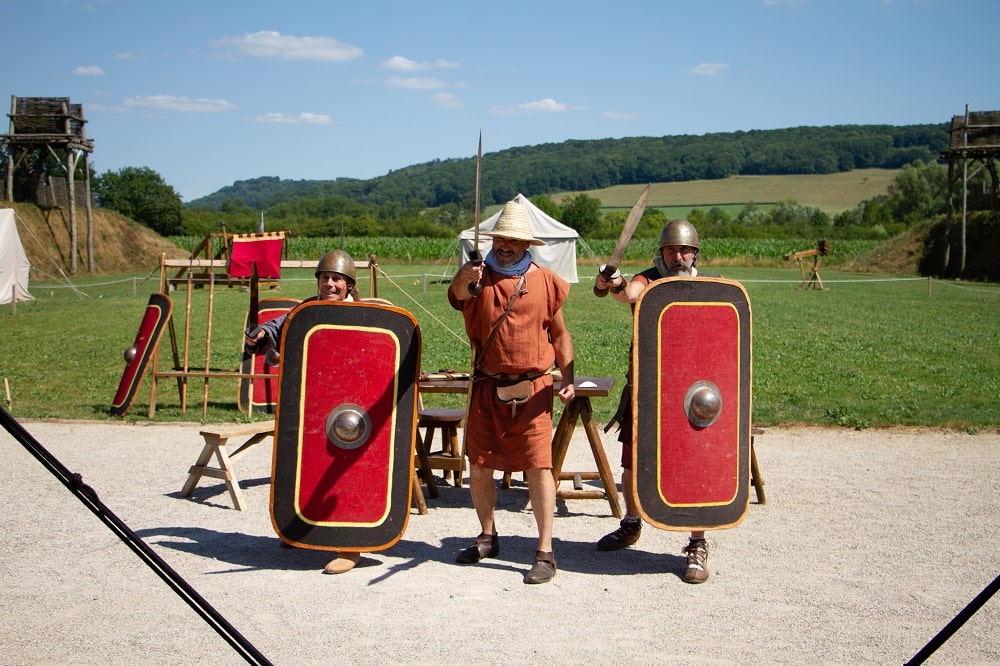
[941,106,1000,275]
[1,96,95,274]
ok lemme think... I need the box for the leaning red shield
[631,277,752,531]
[270,301,421,552]
[110,293,173,417]
[237,297,301,414]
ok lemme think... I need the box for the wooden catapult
[784,239,830,290]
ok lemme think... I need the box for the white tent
[0,209,33,304]
[458,193,579,283]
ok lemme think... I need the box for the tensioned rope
[374,265,467,345]
[13,210,89,299]
[0,407,273,666]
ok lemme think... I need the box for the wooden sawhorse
[180,420,275,511]
[550,377,623,518]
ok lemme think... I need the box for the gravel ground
[1,420,998,666]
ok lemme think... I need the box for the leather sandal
[455,531,499,564]
[524,550,557,584]
[322,551,361,575]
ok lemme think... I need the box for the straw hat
[485,201,546,246]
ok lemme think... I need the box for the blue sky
[5,0,999,202]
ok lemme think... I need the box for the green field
[553,168,901,215]
[4,263,998,431]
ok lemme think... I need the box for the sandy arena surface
[1,419,998,665]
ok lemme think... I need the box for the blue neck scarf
[485,249,533,277]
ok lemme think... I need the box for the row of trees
[90,159,953,243]
[189,124,949,210]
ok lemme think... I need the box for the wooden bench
[180,420,275,510]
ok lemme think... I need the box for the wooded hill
[188,123,948,210]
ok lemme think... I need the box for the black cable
[0,407,273,666]
[904,573,1000,665]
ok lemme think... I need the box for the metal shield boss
[110,293,173,416]
[270,301,421,552]
[631,277,752,531]
[238,297,302,414]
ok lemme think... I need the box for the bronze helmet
[315,249,356,283]
[658,218,700,251]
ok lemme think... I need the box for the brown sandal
[455,531,499,563]
[524,550,557,584]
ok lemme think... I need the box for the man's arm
[595,272,644,304]
[549,307,575,404]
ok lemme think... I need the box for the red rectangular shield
[632,277,752,531]
[270,301,420,552]
[110,293,173,417]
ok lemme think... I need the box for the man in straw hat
[448,199,576,584]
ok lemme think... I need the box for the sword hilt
[467,253,483,296]
[593,264,618,298]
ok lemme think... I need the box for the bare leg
[468,463,497,535]
[525,467,555,552]
[621,468,640,518]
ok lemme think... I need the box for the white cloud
[491,97,580,115]
[86,102,130,113]
[691,63,730,78]
[213,30,363,62]
[123,95,237,112]
[432,93,463,108]
[385,76,446,90]
[520,98,569,112]
[252,112,332,125]
[381,56,460,71]
[73,65,104,76]
[115,51,143,61]
[604,111,637,121]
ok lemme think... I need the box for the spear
[468,132,484,296]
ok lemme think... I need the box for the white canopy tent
[0,208,33,305]
[458,193,579,283]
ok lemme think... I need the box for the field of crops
[169,236,882,268]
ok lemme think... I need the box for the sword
[468,132,484,296]
[593,183,651,297]
[245,261,260,340]
[244,263,281,366]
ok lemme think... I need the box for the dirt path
[1,421,997,665]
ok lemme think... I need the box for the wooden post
[66,145,78,276]
[202,271,215,417]
[84,151,95,273]
[182,272,193,414]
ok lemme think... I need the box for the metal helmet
[315,249,356,282]
[658,218,700,251]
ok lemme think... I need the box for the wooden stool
[411,469,428,515]
[751,427,767,505]
[180,421,274,510]
[416,408,466,488]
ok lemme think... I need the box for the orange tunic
[449,265,570,472]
